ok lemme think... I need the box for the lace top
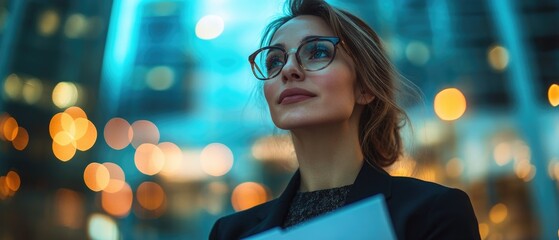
[282,184,352,228]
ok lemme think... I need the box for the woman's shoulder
[385,176,480,239]
[389,175,468,199]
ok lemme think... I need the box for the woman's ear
[355,88,375,105]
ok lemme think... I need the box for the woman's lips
[278,88,317,104]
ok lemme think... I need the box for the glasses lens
[252,48,285,80]
[298,40,336,71]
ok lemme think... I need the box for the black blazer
[210,162,481,240]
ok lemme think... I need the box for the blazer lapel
[345,161,393,205]
[240,170,301,238]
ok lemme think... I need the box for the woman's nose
[281,53,304,82]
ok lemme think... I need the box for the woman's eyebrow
[269,35,324,48]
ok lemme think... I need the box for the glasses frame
[248,36,341,80]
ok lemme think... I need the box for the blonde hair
[260,0,410,167]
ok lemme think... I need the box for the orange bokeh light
[0,113,10,141]
[130,120,160,148]
[12,127,29,150]
[200,143,234,177]
[101,182,133,218]
[83,163,110,192]
[2,116,18,141]
[136,181,166,211]
[102,162,125,193]
[548,84,559,107]
[52,140,76,161]
[104,118,132,150]
[75,120,97,151]
[434,88,467,121]
[134,143,165,175]
[64,106,87,120]
[158,142,183,177]
[49,108,97,159]
[49,112,69,139]
[5,171,21,192]
[231,182,268,211]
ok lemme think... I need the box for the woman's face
[264,15,361,130]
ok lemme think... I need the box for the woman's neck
[291,122,364,192]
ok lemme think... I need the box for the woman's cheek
[263,82,276,107]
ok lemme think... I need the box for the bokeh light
[83,163,110,192]
[548,84,559,107]
[64,13,88,38]
[3,73,22,100]
[134,143,165,175]
[55,188,84,229]
[37,9,60,36]
[231,182,268,212]
[11,127,28,150]
[52,140,77,161]
[104,118,132,150]
[0,113,9,141]
[136,181,166,211]
[102,162,126,194]
[158,142,183,177]
[5,171,21,192]
[159,149,207,182]
[489,203,508,224]
[52,82,78,108]
[22,78,43,104]
[87,213,119,240]
[49,112,68,139]
[75,120,97,151]
[130,120,160,148]
[200,143,234,177]
[488,45,509,71]
[65,106,88,120]
[494,142,512,166]
[49,107,97,160]
[146,66,175,91]
[195,15,224,40]
[515,160,536,182]
[101,182,133,218]
[2,116,18,141]
[434,88,467,121]
[405,41,430,65]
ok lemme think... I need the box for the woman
[211,0,480,239]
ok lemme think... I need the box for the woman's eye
[306,44,331,59]
[265,56,284,71]
[311,48,330,59]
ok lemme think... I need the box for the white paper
[245,194,396,240]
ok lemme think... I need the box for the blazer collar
[345,161,393,204]
[240,169,301,238]
[241,161,392,238]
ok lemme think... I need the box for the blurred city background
[0,0,558,239]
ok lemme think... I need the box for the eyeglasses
[248,36,340,80]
